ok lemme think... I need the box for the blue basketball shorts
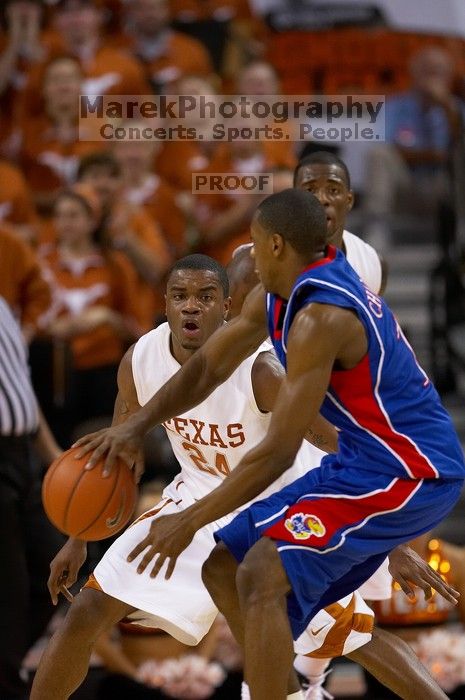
[215,462,463,639]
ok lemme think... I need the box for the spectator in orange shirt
[0,0,51,156]
[112,127,188,258]
[77,152,172,328]
[51,0,151,95]
[40,185,141,441]
[0,158,38,242]
[0,223,51,342]
[155,75,226,193]
[123,0,213,93]
[18,0,152,123]
[235,60,297,168]
[18,56,100,216]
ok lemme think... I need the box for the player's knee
[202,542,225,593]
[63,588,116,638]
[236,538,288,606]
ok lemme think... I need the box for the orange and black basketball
[42,447,137,541]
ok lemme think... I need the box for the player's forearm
[124,319,266,437]
[124,350,229,437]
[34,407,62,464]
[188,441,296,530]
[305,414,338,453]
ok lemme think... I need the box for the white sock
[294,655,331,679]
[241,682,303,700]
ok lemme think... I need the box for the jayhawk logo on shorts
[284,512,326,540]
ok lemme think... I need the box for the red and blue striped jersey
[266,246,465,480]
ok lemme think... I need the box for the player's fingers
[102,446,120,477]
[424,571,459,604]
[48,567,66,605]
[118,451,134,472]
[136,546,158,574]
[134,455,144,484]
[73,432,104,455]
[66,567,79,587]
[60,584,74,603]
[417,581,433,600]
[84,441,110,470]
[150,553,167,579]
[48,576,59,606]
[127,538,150,564]
[72,432,98,448]
[164,555,178,580]
[396,574,415,599]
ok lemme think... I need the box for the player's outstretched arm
[75,284,268,473]
[187,303,342,526]
[48,348,142,604]
[128,303,351,579]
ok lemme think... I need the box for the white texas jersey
[343,229,382,294]
[132,323,319,524]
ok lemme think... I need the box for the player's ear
[223,296,232,320]
[271,232,284,257]
[346,189,354,212]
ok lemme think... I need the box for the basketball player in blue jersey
[76,189,465,700]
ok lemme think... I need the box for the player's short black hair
[255,189,327,257]
[168,254,230,297]
[293,151,351,189]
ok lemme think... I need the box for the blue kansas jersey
[266,246,465,481]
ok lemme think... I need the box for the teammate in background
[72,191,464,700]
[294,151,388,295]
[32,255,457,700]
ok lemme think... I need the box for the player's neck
[169,334,198,366]
[276,252,325,299]
[329,226,344,250]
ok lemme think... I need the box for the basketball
[42,447,138,541]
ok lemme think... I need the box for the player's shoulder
[132,323,169,366]
[117,343,136,386]
[291,300,359,348]
[343,229,379,260]
[342,229,384,294]
[251,349,283,382]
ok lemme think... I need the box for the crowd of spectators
[2,1,465,698]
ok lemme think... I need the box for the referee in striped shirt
[0,296,63,700]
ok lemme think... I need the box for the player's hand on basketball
[388,544,460,604]
[127,512,195,580]
[73,424,144,482]
[48,538,87,606]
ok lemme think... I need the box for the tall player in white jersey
[293,150,387,296]
[32,256,457,700]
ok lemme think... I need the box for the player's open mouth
[182,320,201,337]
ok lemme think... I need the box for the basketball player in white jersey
[32,256,455,700]
[293,150,387,296]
